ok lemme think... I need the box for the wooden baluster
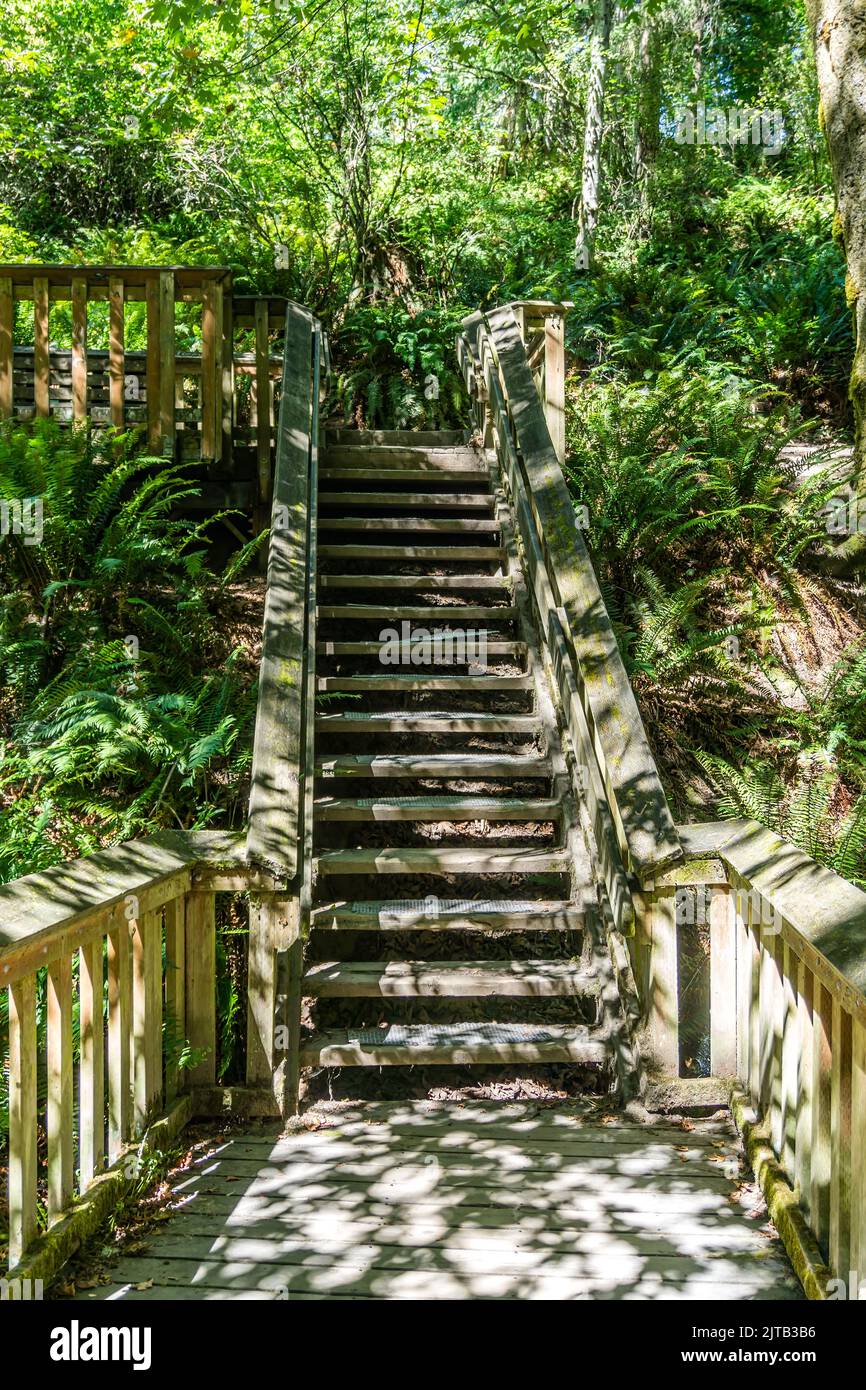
[811,980,833,1255]
[146,276,161,451]
[830,996,853,1278]
[164,895,186,1100]
[780,940,799,1178]
[8,976,37,1264]
[33,276,50,419]
[255,300,271,515]
[46,953,74,1219]
[747,895,761,1102]
[709,886,736,1076]
[159,271,175,456]
[757,912,782,1143]
[795,960,815,1224]
[109,276,125,429]
[644,882,679,1075]
[201,278,221,460]
[186,892,216,1085]
[131,908,163,1132]
[71,275,87,423]
[735,888,751,1086]
[852,1020,866,1290]
[107,917,132,1161]
[79,938,105,1188]
[0,275,13,419]
[221,284,234,466]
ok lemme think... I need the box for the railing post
[636,877,679,1075]
[159,270,176,457]
[246,893,300,1103]
[543,309,566,464]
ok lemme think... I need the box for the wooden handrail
[459,304,681,896]
[245,303,319,883]
[642,820,866,1289]
[243,302,324,1108]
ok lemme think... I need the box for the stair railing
[245,302,324,1112]
[460,302,866,1295]
[458,303,682,937]
[646,820,866,1297]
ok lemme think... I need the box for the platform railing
[643,821,866,1293]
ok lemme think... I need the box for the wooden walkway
[72,1102,803,1301]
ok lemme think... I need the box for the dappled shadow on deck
[70,1101,803,1301]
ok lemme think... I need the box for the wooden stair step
[319,575,509,592]
[319,517,500,533]
[319,468,489,484]
[325,429,468,447]
[313,846,570,875]
[315,753,549,778]
[313,795,561,822]
[318,492,492,510]
[323,446,482,468]
[314,711,538,733]
[303,959,599,998]
[316,640,525,658]
[319,544,502,561]
[318,604,517,621]
[299,1021,609,1067]
[309,898,586,930]
[316,674,532,692]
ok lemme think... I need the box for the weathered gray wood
[318,603,515,621]
[0,830,243,975]
[316,673,530,691]
[313,795,559,822]
[310,898,585,931]
[314,846,570,875]
[79,938,105,1187]
[46,952,74,1218]
[300,1021,607,1067]
[319,543,501,561]
[315,712,537,733]
[185,892,216,1086]
[7,975,37,1263]
[321,516,500,532]
[318,574,509,591]
[315,752,548,777]
[303,958,599,998]
[319,490,491,509]
[316,639,524,657]
[320,467,489,484]
[62,1104,800,1302]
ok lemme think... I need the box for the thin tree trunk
[575,0,614,271]
[806,0,866,571]
[633,13,661,237]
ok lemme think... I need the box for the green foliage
[330,304,468,429]
[0,422,257,879]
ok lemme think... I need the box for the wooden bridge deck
[72,1102,803,1301]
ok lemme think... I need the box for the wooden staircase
[300,429,624,1084]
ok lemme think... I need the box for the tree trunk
[807,0,866,572]
[633,15,661,237]
[575,0,614,271]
